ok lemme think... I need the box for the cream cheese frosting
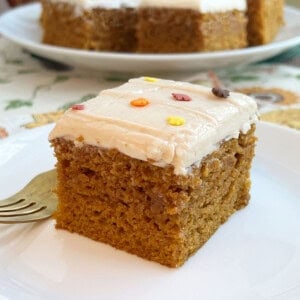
[49,77,257,175]
[48,0,247,12]
[140,0,246,13]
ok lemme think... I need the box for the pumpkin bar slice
[49,77,257,267]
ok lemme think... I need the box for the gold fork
[0,169,57,224]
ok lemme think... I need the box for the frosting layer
[49,77,257,175]
[48,0,247,12]
[48,0,140,9]
[140,0,246,13]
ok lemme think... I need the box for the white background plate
[0,121,300,300]
[0,4,300,74]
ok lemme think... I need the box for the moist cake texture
[41,0,138,51]
[41,1,92,49]
[136,0,248,53]
[41,0,250,52]
[247,0,284,46]
[49,77,257,267]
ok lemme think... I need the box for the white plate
[0,4,300,74]
[0,121,300,300]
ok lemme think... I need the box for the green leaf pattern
[5,100,32,110]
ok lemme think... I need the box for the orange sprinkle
[130,98,150,107]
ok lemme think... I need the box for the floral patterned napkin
[0,37,300,139]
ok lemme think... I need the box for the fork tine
[0,204,46,217]
[0,201,35,212]
[0,198,26,208]
[0,207,53,224]
[0,169,57,224]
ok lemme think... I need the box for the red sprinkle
[172,93,191,101]
[71,104,85,110]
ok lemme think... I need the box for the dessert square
[137,7,248,53]
[41,0,93,49]
[247,0,284,45]
[49,77,257,267]
[41,0,137,51]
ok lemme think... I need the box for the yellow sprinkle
[144,77,158,83]
[167,116,186,126]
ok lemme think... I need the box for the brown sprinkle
[212,87,230,99]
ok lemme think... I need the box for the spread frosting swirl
[49,77,257,175]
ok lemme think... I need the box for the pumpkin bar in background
[40,0,93,49]
[247,0,285,45]
[137,0,248,53]
[40,0,285,53]
[40,0,138,51]
[49,77,258,267]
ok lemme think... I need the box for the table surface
[0,4,300,139]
